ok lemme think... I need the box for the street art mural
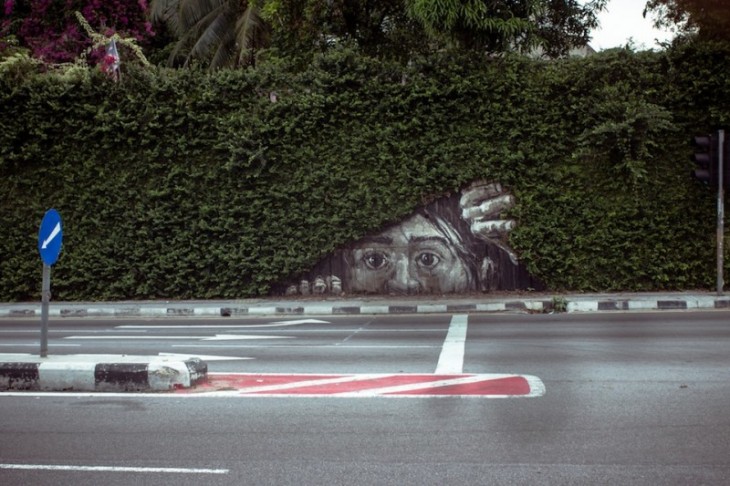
[279,181,541,296]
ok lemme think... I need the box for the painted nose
[386,255,420,294]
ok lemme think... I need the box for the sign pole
[38,208,63,358]
[718,129,725,296]
[40,264,51,357]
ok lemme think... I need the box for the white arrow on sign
[64,334,293,341]
[41,222,61,249]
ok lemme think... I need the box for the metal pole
[40,263,50,357]
[717,129,725,296]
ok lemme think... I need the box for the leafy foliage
[406,0,606,56]
[149,0,270,69]
[1,41,729,301]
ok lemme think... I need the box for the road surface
[1,311,729,485]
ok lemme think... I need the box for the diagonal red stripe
[176,373,535,396]
[250,374,462,395]
[178,374,337,393]
[386,376,531,396]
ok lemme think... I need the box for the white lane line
[171,344,437,349]
[158,352,252,361]
[116,327,444,332]
[435,314,468,374]
[0,344,80,347]
[63,335,292,340]
[117,319,329,329]
[0,330,147,333]
[0,464,228,474]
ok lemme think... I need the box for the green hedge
[1,42,729,301]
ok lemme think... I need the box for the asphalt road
[1,311,730,485]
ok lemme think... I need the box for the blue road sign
[38,209,63,266]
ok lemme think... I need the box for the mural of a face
[346,214,472,294]
[281,181,541,296]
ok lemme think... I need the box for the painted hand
[459,182,517,264]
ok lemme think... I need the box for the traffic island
[0,354,207,392]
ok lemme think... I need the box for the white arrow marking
[158,352,252,361]
[64,335,292,341]
[41,222,61,249]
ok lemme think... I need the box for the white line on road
[64,335,292,341]
[0,330,147,333]
[116,326,444,332]
[171,344,437,349]
[118,319,330,329]
[158,352,252,361]
[435,314,468,374]
[0,344,80,347]
[0,464,229,474]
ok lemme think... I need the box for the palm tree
[150,0,270,70]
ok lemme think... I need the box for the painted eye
[415,252,440,269]
[362,252,388,270]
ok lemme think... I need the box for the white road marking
[269,319,331,325]
[171,344,437,349]
[0,463,228,474]
[525,375,547,396]
[205,334,291,341]
[116,325,444,334]
[0,344,80,347]
[157,352,252,361]
[64,335,292,341]
[0,330,144,333]
[435,314,468,374]
[117,319,330,329]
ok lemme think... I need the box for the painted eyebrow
[411,236,449,246]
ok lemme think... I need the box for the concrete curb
[0,355,207,392]
[2,293,730,317]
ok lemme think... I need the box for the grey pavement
[1,291,728,393]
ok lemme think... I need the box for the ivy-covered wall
[1,42,729,301]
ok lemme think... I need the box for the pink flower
[3,0,15,16]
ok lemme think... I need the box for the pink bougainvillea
[2,0,154,63]
[4,1,15,17]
